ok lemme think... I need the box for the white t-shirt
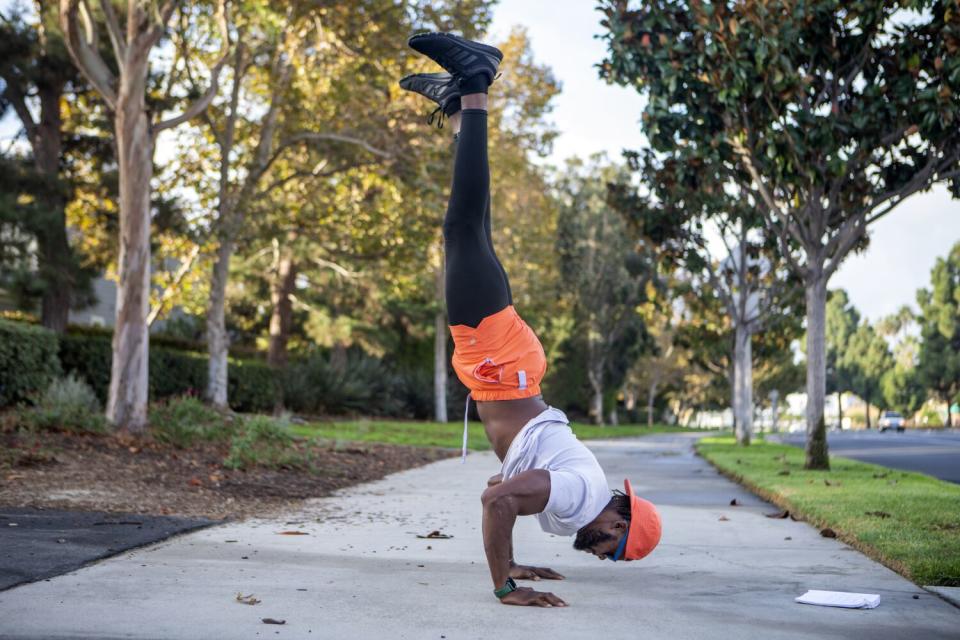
[500,407,610,535]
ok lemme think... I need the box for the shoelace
[428,106,446,129]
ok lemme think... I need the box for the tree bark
[34,83,72,333]
[206,236,234,408]
[433,264,448,423]
[804,276,830,469]
[587,366,604,425]
[267,250,297,369]
[646,381,658,427]
[733,322,753,446]
[837,391,843,429]
[107,68,153,432]
[865,400,871,429]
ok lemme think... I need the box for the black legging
[443,109,513,328]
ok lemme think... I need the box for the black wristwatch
[494,577,518,599]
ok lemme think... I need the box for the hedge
[0,319,61,405]
[57,332,276,412]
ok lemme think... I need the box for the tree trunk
[837,391,843,429]
[733,322,753,446]
[206,235,234,408]
[107,75,152,432]
[433,264,448,422]
[804,276,830,469]
[267,251,297,369]
[34,85,71,333]
[37,196,72,332]
[865,400,871,429]
[646,381,658,427]
[588,367,604,425]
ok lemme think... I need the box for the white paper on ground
[795,590,881,609]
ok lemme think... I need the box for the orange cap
[623,478,662,561]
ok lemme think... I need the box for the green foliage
[58,330,276,412]
[25,374,106,434]
[281,349,403,417]
[0,319,61,406]
[882,365,926,417]
[825,290,861,396]
[148,396,232,448]
[843,321,894,419]
[698,437,960,586]
[228,359,278,413]
[916,242,960,423]
[224,415,308,471]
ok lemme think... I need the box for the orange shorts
[449,305,547,402]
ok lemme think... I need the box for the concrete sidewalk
[0,433,957,639]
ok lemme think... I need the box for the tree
[600,0,960,468]
[843,321,893,427]
[916,241,960,426]
[610,149,799,444]
[825,290,860,427]
[0,0,98,331]
[556,157,649,425]
[59,0,229,430]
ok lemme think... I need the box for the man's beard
[573,526,615,551]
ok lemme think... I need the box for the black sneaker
[407,32,503,90]
[399,72,461,128]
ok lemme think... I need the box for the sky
[489,0,960,323]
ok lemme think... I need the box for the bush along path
[696,436,960,587]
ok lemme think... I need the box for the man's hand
[509,564,565,581]
[500,586,567,607]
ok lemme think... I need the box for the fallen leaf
[128,446,139,454]
[262,618,285,625]
[718,516,730,521]
[416,530,453,539]
[820,528,837,538]
[188,477,203,487]
[766,510,790,519]
[277,531,309,536]
[865,511,891,519]
[236,593,261,606]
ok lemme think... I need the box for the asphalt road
[776,429,960,484]
[0,508,214,591]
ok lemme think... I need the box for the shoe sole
[407,32,503,74]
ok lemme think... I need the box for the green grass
[696,436,960,587]
[290,419,698,451]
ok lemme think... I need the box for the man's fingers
[547,593,568,607]
[535,568,565,580]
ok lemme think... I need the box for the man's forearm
[482,495,518,588]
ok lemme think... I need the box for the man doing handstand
[400,32,662,608]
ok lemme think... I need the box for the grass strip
[696,436,960,587]
[290,420,695,452]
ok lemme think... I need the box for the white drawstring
[462,393,471,464]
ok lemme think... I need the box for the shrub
[0,319,61,406]
[223,415,309,471]
[58,332,111,403]
[26,374,107,434]
[59,331,275,412]
[228,359,278,413]
[149,348,207,400]
[282,349,403,416]
[149,395,233,448]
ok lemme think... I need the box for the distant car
[878,411,905,432]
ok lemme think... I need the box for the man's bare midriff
[478,396,550,461]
